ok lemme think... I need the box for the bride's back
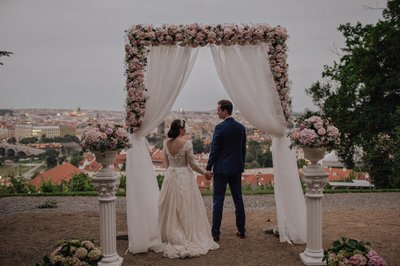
[165,138,189,167]
[166,138,187,156]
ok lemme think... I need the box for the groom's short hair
[218,99,233,115]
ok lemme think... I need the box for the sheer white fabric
[126,45,199,253]
[210,44,306,243]
[159,141,219,258]
[272,135,307,243]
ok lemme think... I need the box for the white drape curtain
[126,45,199,253]
[210,43,306,243]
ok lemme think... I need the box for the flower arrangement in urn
[288,115,340,151]
[80,123,131,153]
[323,237,387,266]
[37,239,103,266]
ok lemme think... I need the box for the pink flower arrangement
[125,23,291,131]
[80,123,131,153]
[324,237,387,266]
[288,115,340,150]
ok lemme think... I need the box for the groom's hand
[205,171,213,180]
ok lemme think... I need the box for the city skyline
[0,0,386,112]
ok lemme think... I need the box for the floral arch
[123,23,306,254]
[125,23,291,131]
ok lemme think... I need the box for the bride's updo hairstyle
[167,119,185,139]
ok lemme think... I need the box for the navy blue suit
[206,117,246,237]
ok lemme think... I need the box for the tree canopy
[306,0,400,187]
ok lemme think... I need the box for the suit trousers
[212,173,246,237]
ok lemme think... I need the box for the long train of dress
[158,141,219,258]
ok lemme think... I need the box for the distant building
[0,126,13,140]
[15,125,60,140]
[59,125,76,137]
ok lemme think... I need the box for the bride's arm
[186,142,206,175]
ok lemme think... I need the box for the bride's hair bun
[167,119,185,139]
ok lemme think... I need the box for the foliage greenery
[305,0,400,188]
[245,140,273,168]
[68,173,94,192]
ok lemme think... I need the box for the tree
[61,134,80,143]
[69,154,83,167]
[192,138,205,154]
[19,137,39,144]
[245,140,273,168]
[0,51,13,65]
[43,148,60,169]
[305,0,400,187]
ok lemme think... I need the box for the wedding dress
[158,141,220,258]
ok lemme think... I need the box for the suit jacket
[206,117,246,174]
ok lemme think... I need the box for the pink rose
[314,121,323,129]
[317,128,326,135]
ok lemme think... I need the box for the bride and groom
[158,99,247,258]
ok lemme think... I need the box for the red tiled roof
[116,153,126,165]
[151,149,164,162]
[31,162,83,188]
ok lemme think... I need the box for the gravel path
[1,192,399,266]
[1,192,399,216]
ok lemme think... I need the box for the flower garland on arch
[125,23,291,132]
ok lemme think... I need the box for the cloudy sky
[0,0,386,112]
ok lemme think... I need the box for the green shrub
[156,174,164,189]
[40,180,61,193]
[68,173,94,192]
[119,174,126,191]
[8,175,28,193]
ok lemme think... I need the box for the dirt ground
[0,195,399,266]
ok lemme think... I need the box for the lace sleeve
[186,142,205,175]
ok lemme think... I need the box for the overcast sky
[0,0,386,112]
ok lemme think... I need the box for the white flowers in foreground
[37,239,103,266]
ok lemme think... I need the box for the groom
[206,99,246,242]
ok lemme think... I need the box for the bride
[158,119,220,258]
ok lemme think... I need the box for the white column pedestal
[299,163,328,266]
[92,161,123,266]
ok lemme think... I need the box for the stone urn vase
[302,147,326,176]
[94,151,118,169]
[302,147,326,165]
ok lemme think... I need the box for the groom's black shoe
[236,232,245,239]
[212,235,220,242]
